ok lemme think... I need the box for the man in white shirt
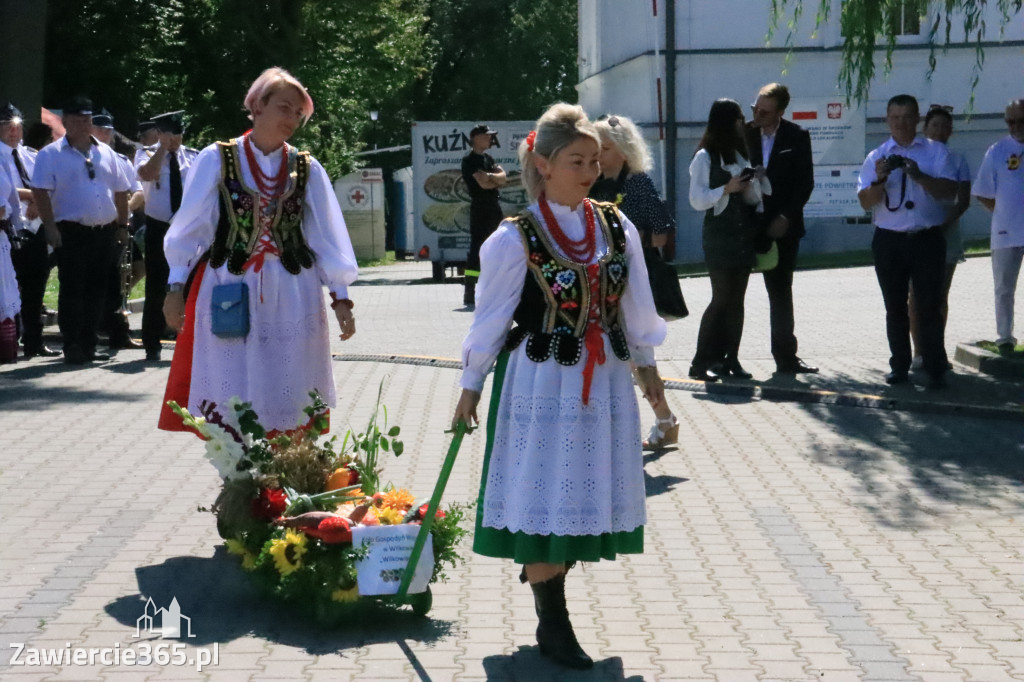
[857,94,957,388]
[135,110,197,362]
[31,96,131,365]
[972,99,1024,357]
[0,103,59,358]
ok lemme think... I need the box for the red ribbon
[580,263,605,405]
[243,227,281,303]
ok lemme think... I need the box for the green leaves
[342,379,404,496]
[770,0,1023,105]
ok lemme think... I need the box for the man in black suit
[745,83,818,374]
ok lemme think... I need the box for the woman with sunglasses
[159,67,358,434]
[688,98,770,381]
[909,105,971,370]
[589,114,679,450]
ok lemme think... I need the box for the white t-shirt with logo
[972,135,1024,250]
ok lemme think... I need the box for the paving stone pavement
[1,258,1022,681]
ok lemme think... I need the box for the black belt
[58,220,116,230]
[876,225,941,236]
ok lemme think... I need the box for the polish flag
[791,110,818,121]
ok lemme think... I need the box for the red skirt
[157,262,206,434]
[156,263,330,438]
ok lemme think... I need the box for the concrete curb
[955,341,1024,381]
[335,353,1024,423]
[664,377,1024,423]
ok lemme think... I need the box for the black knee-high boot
[530,574,593,670]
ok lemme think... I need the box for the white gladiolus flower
[204,429,250,480]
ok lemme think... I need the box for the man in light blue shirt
[31,96,131,364]
[857,94,957,389]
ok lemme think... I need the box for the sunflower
[269,530,308,576]
[225,538,247,556]
[377,507,405,525]
[380,488,415,511]
[225,538,258,571]
[331,586,360,603]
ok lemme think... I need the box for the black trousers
[142,217,171,353]
[56,222,117,355]
[104,237,136,343]
[465,200,503,278]
[692,267,750,368]
[762,235,800,365]
[10,227,52,351]
[872,226,947,376]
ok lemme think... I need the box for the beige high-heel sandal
[642,414,679,451]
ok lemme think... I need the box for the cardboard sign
[353,525,434,596]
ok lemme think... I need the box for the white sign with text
[786,99,866,166]
[353,524,433,596]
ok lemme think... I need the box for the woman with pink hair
[159,67,357,433]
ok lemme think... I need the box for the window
[841,0,924,38]
[886,1,922,36]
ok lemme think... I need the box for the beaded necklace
[538,195,597,263]
[243,133,289,198]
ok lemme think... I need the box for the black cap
[152,110,185,135]
[92,108,114,128]
[0,103,23,124]
[63,96,93,116]
[137,120,157,135]
[469,124,496,138]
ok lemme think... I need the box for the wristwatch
[166,282,185,294]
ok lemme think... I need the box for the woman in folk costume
[0,165,21,364]
[159,67,357,433]
[451,103,667,670]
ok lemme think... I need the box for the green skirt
[471,352,644,564]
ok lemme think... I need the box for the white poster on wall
[786,99,866,166]
[804,165,866,218]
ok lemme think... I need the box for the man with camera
[857,94,957,389]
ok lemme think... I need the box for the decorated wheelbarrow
[168,390,472,623]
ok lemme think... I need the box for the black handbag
[644,249,688,321]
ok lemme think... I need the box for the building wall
[577,0,1024,263]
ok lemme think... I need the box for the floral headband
[525,130,536,152]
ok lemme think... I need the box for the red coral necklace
[243,133,289,197]
[538,195,597,263]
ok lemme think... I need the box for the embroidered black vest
[503,201,630,364]
[209,140,315,275]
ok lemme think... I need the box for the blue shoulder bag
[211,282,250,338]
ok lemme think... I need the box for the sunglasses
[929,104,954,113]
[597,115,620,127]
[85,158,95,180]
